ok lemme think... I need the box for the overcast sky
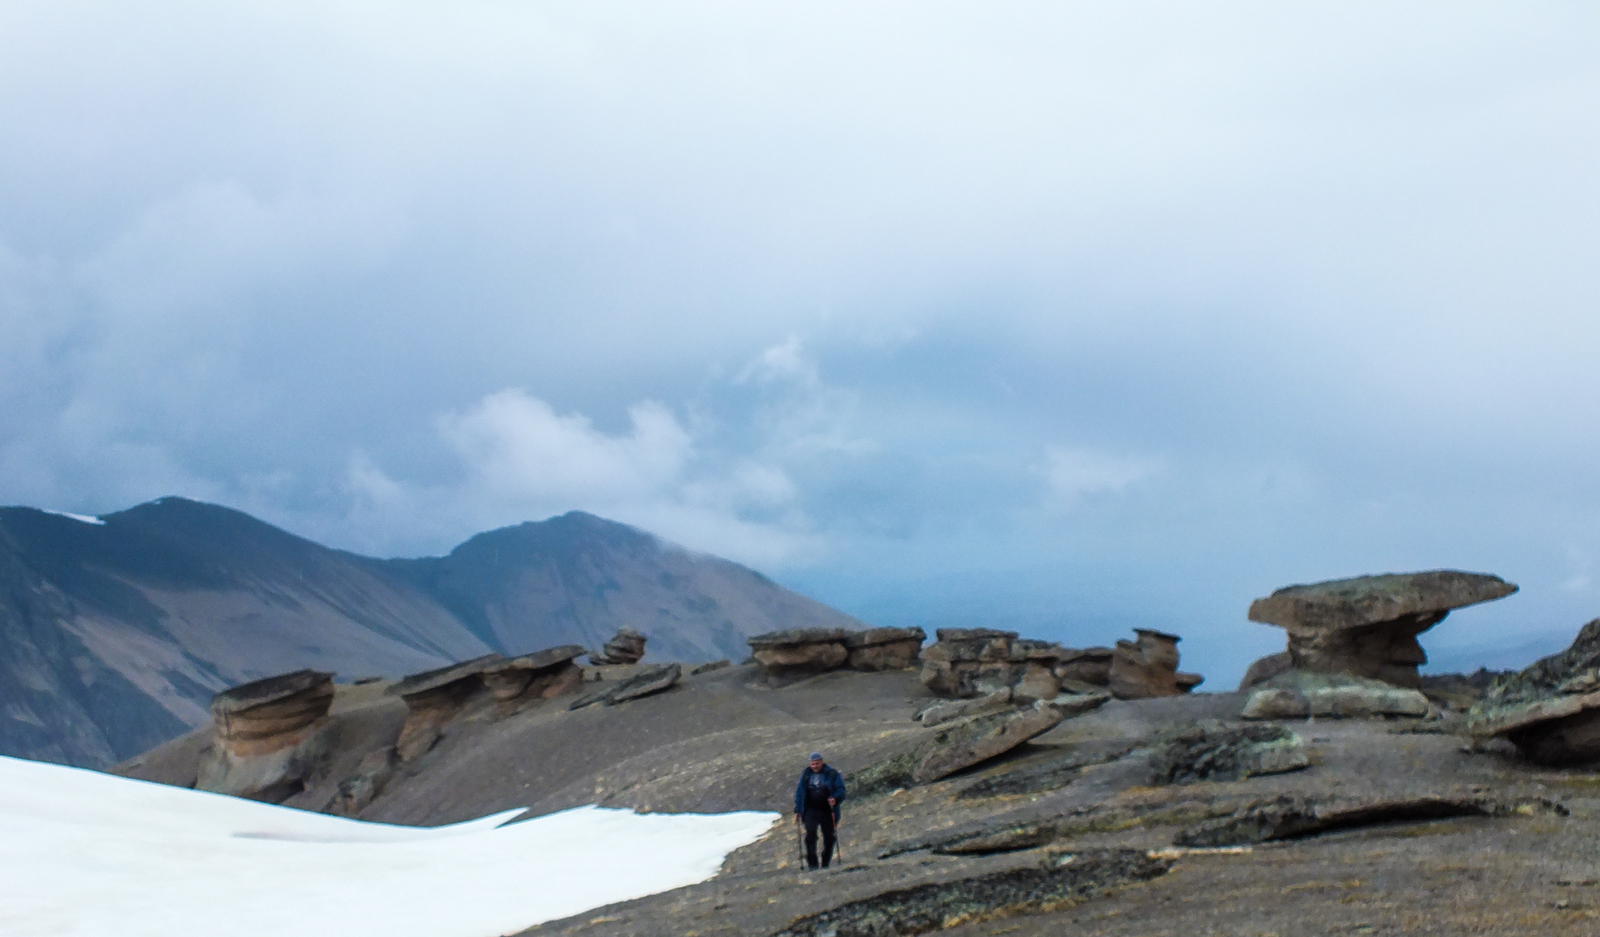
[3,2,1598,684]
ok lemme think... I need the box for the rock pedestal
[197,669,336,802]
[1109,630,1181,699]
[481,645,586,702]
[1248,570,1517,688]
[748,628,852,678]
[589,628,648,665]
[387,654,505,761]
[843,627,926,671]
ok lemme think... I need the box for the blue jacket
[794,764,846,819]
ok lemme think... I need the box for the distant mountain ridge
[0,498,865,767]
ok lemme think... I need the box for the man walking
[793,751,846,869]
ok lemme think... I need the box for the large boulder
[481,644,586,702]
[387,654,505,761]
[1240,670,1430,720]
[911,700,1065,783]
[196,669,336,802]
[1248,570,1518,687]
[589,627,648,665]
[1470,619,1600,764]
[568,663,682,710]
[748,627,851,677]
[843,626,926,671]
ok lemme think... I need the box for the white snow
[0,755,778,937]
[38,508,106,525]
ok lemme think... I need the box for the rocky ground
[119,658,1600,937]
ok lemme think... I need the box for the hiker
[793,751,846,869]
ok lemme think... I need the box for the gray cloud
[2,2,1598,684]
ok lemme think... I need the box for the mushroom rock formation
[1249,570,1518,688]
[588,627,648,665]
[1108,629,1187,700]
[843,626,927,671]
[195,669,335,802]
[387,654,505,761]
[1470,618,1600,765]
[747,627,851,678]
[481,645,586,703]
[920,629,1023,699]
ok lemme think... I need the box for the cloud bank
[1,2,1597,683]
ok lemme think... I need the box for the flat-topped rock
[197,670,337,802]
[212,669,334,718]
[388,654,506,699]
[747,627,853,647]
[844,626,925,671]
[1241,670,1430,720]
[388,654,505,761]
[481,645,586,702]
[1248,570,1517,687]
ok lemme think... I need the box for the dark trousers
[802,807,836,868]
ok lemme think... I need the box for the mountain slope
[0,499,864,767]
[384,511,860,664]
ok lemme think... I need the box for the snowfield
[0,755,777,937]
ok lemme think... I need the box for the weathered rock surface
[1470,619,1600,764]
[844,626,927,671]
[1108,629,1182,699]
[481,645,586,702]
[1238,650,1294,690]
[326,746,399,817]
[912,701,1065,784]
[195,669,336,801]
[1147,721,1308,784]
[1241,670,1430,720]
[770,849,1171,937]
[922,629,1198,703]
[589,627,648,665]
[1174,793,1565,847]
[388,654,505,761]
[1248,570,1518,687]
[748,627,851,676]
[568,663,682,710]
[916,688,1014,728]
[1053,647,1114,687]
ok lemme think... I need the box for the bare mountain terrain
[0,497,863,767]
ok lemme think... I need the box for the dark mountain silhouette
[0,498,864,767]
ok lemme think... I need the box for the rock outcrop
[748,627,851,677]
[195,669,336,802]
[1240,671,1431,720]
[913,700,1066,783]
[387,654,505,761]
[1173,794,1565,848]
[922,628,1199,702]
[1248,570,1518,688]
[1147,721,1309,784]
[569,663,683,710]
[843,626,926,671]
[481,645,586,702]
[747,626,925,680]
[589,627,648,665]
[1470,618,1600,764]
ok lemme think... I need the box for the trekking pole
[796,821,806,873]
